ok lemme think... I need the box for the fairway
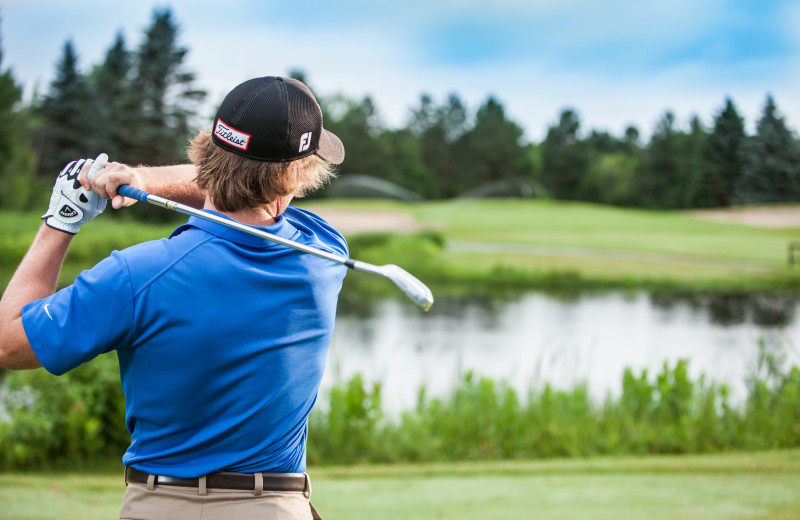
[304,199,800,284]
[3,200,800,290]
[2,451,799,520]
[304,199,800,260]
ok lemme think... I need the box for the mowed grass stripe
[313,472,799,520]
[408,199,800,263]
[447,239,777,272]
[2,451,798,520]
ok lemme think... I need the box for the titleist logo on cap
[214,119,251,150]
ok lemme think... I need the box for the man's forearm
[0,226,72,369]
[138,164,205,208]
[85,162,206,210]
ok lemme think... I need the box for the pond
[323,290,800,414]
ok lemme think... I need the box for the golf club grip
[118,185,150,203]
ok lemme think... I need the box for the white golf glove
[42,157,107,234]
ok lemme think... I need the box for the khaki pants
[120,476,322,520]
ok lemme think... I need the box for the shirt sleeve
[22,251,135,376]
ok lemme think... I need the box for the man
[0,76,346,519]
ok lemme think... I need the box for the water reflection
[325,290,800,415]
[649,292,797,327]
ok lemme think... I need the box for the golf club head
[378,264,434,311]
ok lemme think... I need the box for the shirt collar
[171,209,299,248]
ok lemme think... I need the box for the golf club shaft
[116,184,433,310]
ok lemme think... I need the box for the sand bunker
[688,206,800,228]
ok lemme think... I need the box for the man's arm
[81,162,205,209]
[0,226,72,369]
[0,158,107,370]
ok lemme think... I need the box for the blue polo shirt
[22,207,347,477]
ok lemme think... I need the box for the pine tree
[635,111,706,209]
[690,98,746,207]
[0,19,37,209]
[35,40,98,178]
[88,32,136,162]
[541,108,589,200]
[623,125,641,152]
[408,93,468,198]
[636,111,680,208]
[678,115,709,208]
[323,95,388,178]
[376,128,433,198]
[455,97,533,197]
[127,7,205,166]
[737,95,800,203]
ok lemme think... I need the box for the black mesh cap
[211,76,344,164]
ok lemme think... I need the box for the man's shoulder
[111,228,210,288]
[284,206,348,257]
[114,237,166,260]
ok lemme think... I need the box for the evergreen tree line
[329,92,800,208]
[0,8,205,214]
[2,8,799,212]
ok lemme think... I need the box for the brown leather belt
[125,466,308,492]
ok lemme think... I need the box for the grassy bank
[2,450,799,520]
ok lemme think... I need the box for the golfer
[0,76,346,520]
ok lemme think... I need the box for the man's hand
[42,158,107,234]
[80,161,205,210]
[80,160,144,210]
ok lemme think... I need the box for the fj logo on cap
[215,119,251,150]
[299,132,312,153]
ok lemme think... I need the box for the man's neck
[203,195,293,227]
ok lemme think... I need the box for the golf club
[90,157,434,311]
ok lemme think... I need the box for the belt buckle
[303,473,311,499]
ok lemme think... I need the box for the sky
[2,0,799,142]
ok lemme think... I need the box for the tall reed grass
[1,344,797,470]
[307,343,800,465]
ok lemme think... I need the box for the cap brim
[317,129,345,165]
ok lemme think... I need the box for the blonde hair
[187,130,336,212]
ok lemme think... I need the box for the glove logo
[59,204,79,218]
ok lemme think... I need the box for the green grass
[0,212,178,288]
[2,451,799,520]
[409,199,799,262]
[302,199,800,289]
[3,199,800,291]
